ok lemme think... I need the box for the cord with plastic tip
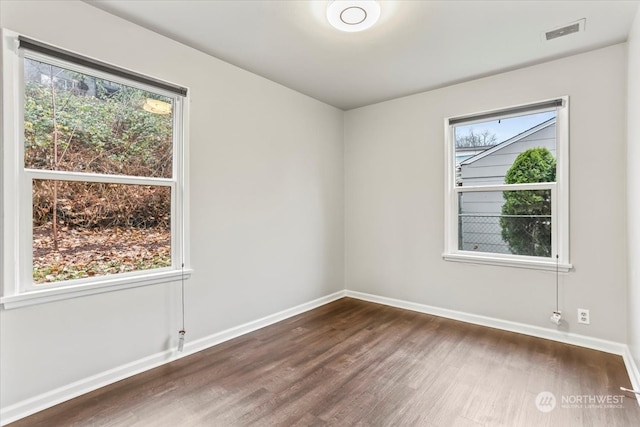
[177,329,186,353]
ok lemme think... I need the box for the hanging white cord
[550,253,561,325]
[178,257,185,352]
[555,148,560,313]
[177,102,186,353]
[550,168,562,325]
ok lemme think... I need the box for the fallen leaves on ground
[32,224,171,284]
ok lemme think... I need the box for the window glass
[458,189,552,257]
[455,111,556,186]
[24,58,174,178]
[32,180,171,284]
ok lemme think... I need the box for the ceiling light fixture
[327,0,381,33]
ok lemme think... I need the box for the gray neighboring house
[457,118,556,254]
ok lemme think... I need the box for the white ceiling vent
[544,19,586,41]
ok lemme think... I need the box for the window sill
[443,253,572,272]
[1,269,192,309]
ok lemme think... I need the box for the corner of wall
[627,4,640,375]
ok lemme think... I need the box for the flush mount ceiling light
[327,0,381,32]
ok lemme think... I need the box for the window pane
[458,189,552,257]
[24,58,174,178]
[32,180,171,284]
[455,111,556,186]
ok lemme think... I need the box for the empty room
[2,0,640,425]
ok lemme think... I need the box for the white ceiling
[85,0,639,110]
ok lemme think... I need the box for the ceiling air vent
[544,19,586,41]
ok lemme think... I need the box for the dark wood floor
[9,298,640,426]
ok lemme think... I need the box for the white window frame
[1,31,191,309]
[443,97,571,272]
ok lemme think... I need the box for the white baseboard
[621,346,640,407]
[345,290,628,357]
[179,290,346,357]
[0,290,346,426]
[0,348,176,426]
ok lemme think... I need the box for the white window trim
[1,30,191,308]
[1,269,193,309]
[443,97,571,272]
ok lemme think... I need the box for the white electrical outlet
[578,308,590,324]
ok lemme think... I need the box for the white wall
[345,44,629,342]
[0,0,344,414]
[1,0,636,422]
[628,7,640,370]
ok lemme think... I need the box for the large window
[444,99,570,271]
[1,33,189,308]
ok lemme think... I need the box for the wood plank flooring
[9,298,640,426]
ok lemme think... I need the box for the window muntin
[444,99,569,270]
